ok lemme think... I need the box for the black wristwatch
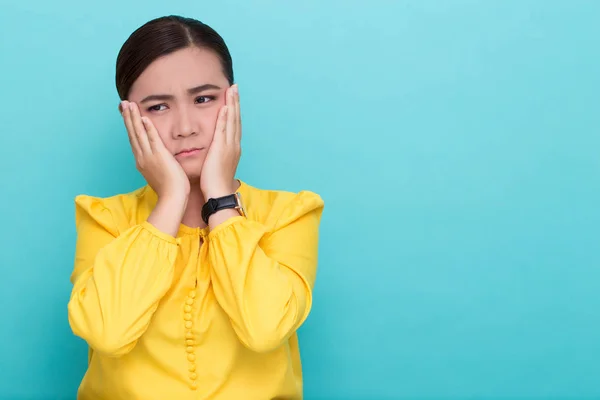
[201,192,246,224]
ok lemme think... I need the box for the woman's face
[127,46,231,179]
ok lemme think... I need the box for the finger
[225,87,236,143]
[234,85,241,142]
[141,116,163,152]
[214,105,228,143]
[122,101,142,156]
[130,103,152,154]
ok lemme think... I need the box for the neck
[181,179,206,229]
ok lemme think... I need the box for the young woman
[67,15,324,399]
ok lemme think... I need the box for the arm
[206,191,324,353]
[67,195,184,357]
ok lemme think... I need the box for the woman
[67,15,324,399]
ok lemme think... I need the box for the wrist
[148,196,187,238]
[157,192,188,207]
[208,208,240,228]
[202,187,235,201]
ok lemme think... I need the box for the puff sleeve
[206,191,324,353]
[67,195,179,357]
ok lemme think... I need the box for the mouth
[175,147,204,158]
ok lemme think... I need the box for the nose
[173,105,197,139]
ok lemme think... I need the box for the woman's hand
[121,101,190,201]
[200,84,241,200]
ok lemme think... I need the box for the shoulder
[238,180,324,228]
[73,186,149,234]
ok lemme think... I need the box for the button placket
[184,288,198,390]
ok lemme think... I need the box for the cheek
[144,116,174,148]
[199,105,224,137]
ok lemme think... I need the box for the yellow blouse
[67,180,324,399]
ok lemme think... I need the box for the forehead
[130,47,228,97]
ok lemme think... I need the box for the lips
[175,147,203,156]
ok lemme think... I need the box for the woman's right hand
[121,101,190,201]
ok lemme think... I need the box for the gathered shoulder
[239,181,324,230]
[73,186,149,235]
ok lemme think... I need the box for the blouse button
[185,321,193,329]
[186,346,194,353]
[187,354,196,362]
[184,305,192,313]
[184,313,192,321]
[190,372,198,380]
[189,364,196,372]
[191,382,198,390]
[185,298,194,305]
[185,331,194,339]
[189,290,196,298]
[186,339,194,346]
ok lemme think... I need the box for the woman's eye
[195,96,214,104]
[148,104,167,112]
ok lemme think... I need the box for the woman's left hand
[200,84,241,200]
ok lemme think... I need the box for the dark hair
[115,15,234,100]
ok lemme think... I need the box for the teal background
[1,0,599,399]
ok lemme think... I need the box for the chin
[183,169,202,180]
[179,159,204,180]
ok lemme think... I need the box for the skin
[120,46,242,236]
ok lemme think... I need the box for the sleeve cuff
[140,221,179,245]
[207,216,249,240]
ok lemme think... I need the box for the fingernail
[129,103,135,111]
[233,85,238,94]
[119,101,126,113]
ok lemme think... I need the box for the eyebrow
[140,84,222,103]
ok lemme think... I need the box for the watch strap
[201,193,240,224]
